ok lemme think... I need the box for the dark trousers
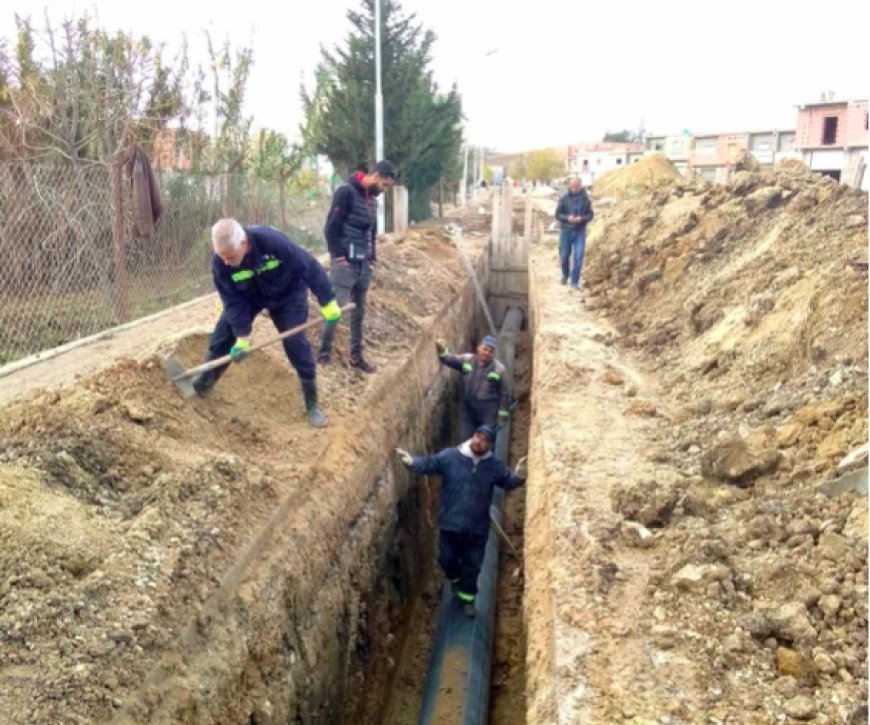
[459,400,499,442]
[201,296,316,385]
[319,259,371,359]
[438,529,489,598]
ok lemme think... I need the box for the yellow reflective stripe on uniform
[231,258,280,283]
[257,258,281,273]
[456,590,475,603]
[487,372,500,381]
[462,363,473,373]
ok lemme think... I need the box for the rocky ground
[0,223,482,724]
[576,155,868,722]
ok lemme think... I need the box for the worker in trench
[395,426,527,618]
[435,335,512,442]
[191,218,342,428]
[317,160,396,373]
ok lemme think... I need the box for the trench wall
[113,252,490,723]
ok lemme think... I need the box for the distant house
[794,98,868,189]
[643,134,693,175]
[690,130,796,183]
[567,142,644,185]
[643,129,799,183]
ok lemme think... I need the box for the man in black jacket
[191,218,341,428]
[554,176,594,291]
[318,160,396,373]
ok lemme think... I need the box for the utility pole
[374,0,386,233]
[460,143,469,207]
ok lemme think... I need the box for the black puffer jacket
[324,172,377,261]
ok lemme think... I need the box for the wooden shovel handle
[172,303,355,380]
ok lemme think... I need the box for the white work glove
[395,448,413,467]
[514,456,528,479]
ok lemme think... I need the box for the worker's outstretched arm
[436,344,471,373]
[396,448,445,476]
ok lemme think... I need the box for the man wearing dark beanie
[395,425,527,617]
[435,334,512,440]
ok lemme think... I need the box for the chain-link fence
[0,162,330,366]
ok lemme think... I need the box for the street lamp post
[465,50,498,202]
[374,0,385,234]
[459,143,470,207]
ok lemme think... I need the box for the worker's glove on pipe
[321,299,342,323]
[230,339,251,362]
[435,340,448,357]
[514,456,528,480]
[395,448,413,467]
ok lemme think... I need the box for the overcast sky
[3,0,868,152]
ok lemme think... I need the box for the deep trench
[341,320,532,725]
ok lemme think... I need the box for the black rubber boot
[192,370,219,396]
[299,378,327,428]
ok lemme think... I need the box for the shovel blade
[162,356,198,399]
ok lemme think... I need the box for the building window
[695,138,717,155]
[616,158,623,165]
[655,143,663,151]
[822,116,838,145]
[750,134,774,152]
[778,132,795,152]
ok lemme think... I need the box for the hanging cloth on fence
[128,144,163,238]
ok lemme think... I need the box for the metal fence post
[111,153,130,323]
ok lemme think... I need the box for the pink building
[795,99,868,188]
[685,129,798,183]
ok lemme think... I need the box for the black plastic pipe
[418,306,523,725]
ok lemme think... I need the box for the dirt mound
[0,224,475,723]
[581,164,868,719]
[594,153,682,199]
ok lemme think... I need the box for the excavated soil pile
[580,159,868,721]
[0,226,476,724]
[594,153,682,200]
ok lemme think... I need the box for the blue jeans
[559,227,586,286]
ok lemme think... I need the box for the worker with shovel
[190,218,342,428]
[396,425,527,617]
[436,335,512,441]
